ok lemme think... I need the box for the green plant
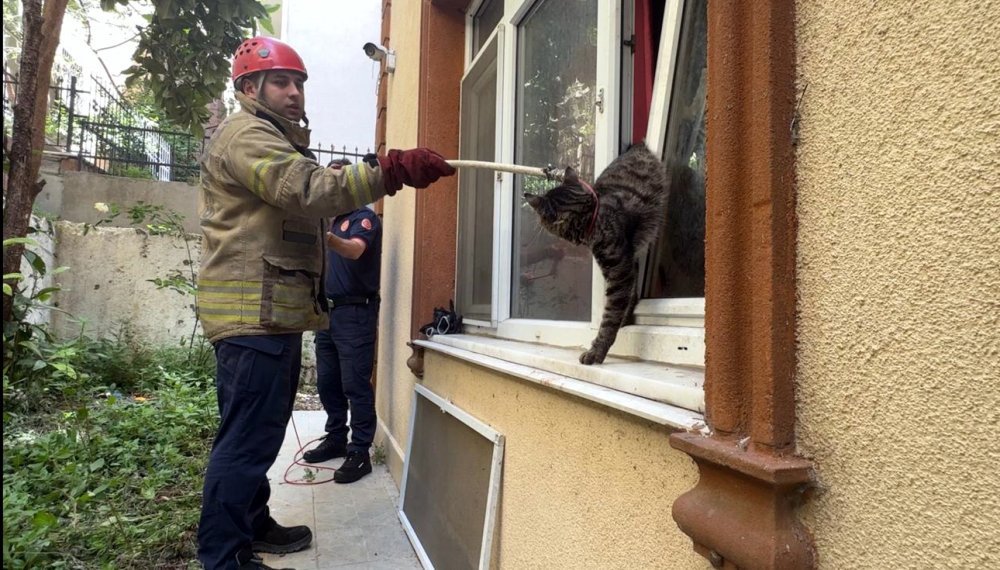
[371,443,387,466]
[2,239,215,566]
[2,235,77,419]
[82,201,122,235]
[3,343,217,568]
[119,164,156,180]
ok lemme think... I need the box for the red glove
[377,148,456,195]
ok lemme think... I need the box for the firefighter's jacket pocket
[261,254,323,330]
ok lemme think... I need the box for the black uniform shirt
[325,208,382,298]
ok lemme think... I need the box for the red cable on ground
[281,413,339,486]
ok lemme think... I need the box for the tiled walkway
[261,411,421,570]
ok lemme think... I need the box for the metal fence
[310,144,372,167]
[2,75,81,152]
[2,74,371,183]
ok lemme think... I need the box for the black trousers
[197,334,301,570]
[314,302,378,452]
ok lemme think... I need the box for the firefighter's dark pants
[197,334,301,570]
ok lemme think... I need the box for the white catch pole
[446,159,566,181]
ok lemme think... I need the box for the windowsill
[414,334,707,433]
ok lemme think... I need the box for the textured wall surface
[51,222,202,346]
[36,172,200,234]
[795,1,1000,567]
[423,353,710,569]
[374,0,423,484]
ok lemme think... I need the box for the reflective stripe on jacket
[197,93,387,343]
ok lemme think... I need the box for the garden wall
[37,171,200,233]
[42,171,317,381]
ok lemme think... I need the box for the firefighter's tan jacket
[197,93,386,343]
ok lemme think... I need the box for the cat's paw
[579,349,606,365]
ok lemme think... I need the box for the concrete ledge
[36,171,200,234]
[415,336,707,432]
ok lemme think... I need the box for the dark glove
[376,148,456,195]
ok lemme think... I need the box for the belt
[327,294,380,309]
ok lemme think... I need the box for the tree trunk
[2,0,69,323]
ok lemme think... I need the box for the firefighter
[303,159,382,483]
[195,36,454,570]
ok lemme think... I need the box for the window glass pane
[470,84,496,309]
[513,0,597,321]
[457,38,498,320]
[473,0,503,55]
[644,0,706,299]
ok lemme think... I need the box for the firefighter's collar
[236,92,311,148]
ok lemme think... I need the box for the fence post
[65,76,77,152]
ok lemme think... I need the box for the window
[456,31,501,322]
[642,0,706,300]
[512,0,598,321]
[456,0,707,373]
[472,0,503,56]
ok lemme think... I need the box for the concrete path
[261,411,421,570]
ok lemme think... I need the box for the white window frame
[458,0,705,371]
[456,27,504,323]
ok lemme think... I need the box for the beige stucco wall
[422,353,709,569]
[795,1,1000,567]
[375,0,424,482]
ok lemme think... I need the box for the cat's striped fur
[525,143,670,364]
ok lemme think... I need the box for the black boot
[238,550,294,570]
[252,518,312,554]
[334,450,372,484]
[302,435,347,464]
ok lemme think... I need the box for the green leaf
[89,458,106,471]
[3,237,38,247]
[32,511,57,528]
[23,250,47,275]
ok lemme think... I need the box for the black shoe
[334,450,372,484]
[252,518,312,554]
[302,435,347,464]
[238,552,294,570]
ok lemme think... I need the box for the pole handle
[446,159,565,181]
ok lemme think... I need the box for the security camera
[362,42,396,73]
[363,42,385,61]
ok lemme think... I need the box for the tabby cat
[525,143,671,365]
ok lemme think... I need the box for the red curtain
[632,0,655,144]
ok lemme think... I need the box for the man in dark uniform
[304,159,381,483]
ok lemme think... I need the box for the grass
[2,338,217,569]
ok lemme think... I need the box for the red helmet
[231,36,308,84]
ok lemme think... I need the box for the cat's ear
[563,167,579,184]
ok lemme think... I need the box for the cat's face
[524,168,590,243]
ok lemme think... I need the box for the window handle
[595,88,605,114]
